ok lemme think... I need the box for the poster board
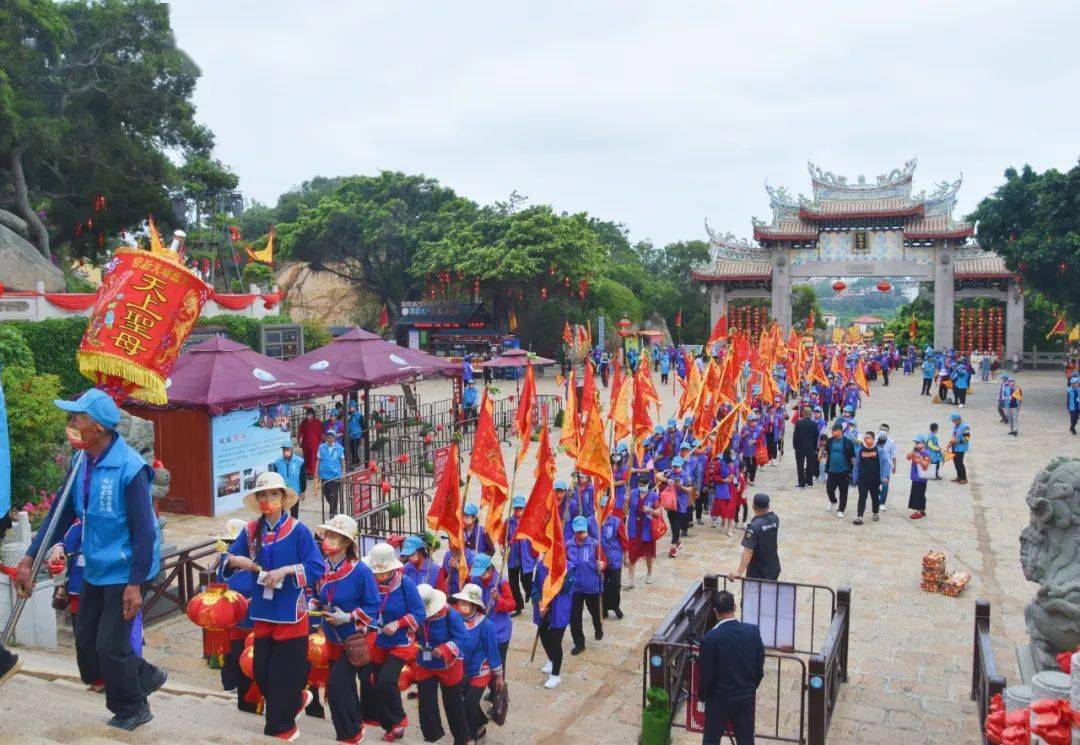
[432,446,452,485]
[742,580,797,650]
[211,405,292,514]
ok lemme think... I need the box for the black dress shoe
[614,609,624,620]
[594,628,604,641]
[107,705,153,731]
[0,651,20,686]
[145,665,168,696]
[570,646,585,656]
[307,697,327,717]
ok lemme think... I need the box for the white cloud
[170,0,1080,246]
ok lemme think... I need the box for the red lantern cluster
[187,583,249,661]
[832,280,846,292]
[730,305,768,338]
[958,307,1004,358]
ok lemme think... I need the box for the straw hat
[416,583,448,617]
[451,583,484,609]
[316,514,359,546]
[363,542,404,573]
[219,519,248,542]
[242,471,299,512]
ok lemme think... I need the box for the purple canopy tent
[477,348,555,368]
[290,327,459,461]
[125,337,352,516]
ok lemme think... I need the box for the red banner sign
[349,470,373,515]
[432,446,452,486]
[685,644,706,732]
[78,248,211,403]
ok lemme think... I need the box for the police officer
[728,494,780,581]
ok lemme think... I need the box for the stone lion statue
[1019,457,1080,671]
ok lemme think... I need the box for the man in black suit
[698,590,765,745]
[791,407,820,488]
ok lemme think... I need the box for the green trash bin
[641,686,672,745]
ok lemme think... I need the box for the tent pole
[362,386,371,465]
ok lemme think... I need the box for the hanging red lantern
[423,433,433,444]
[549,264,556,276]
[1060,262,1067,274]
[186,583,249,664]
[540,287,548,300]
[578,279,588,299]
[381,479,392,494]
[473,280,480,293]
[832,280,846,292]
[307,631,331,688]
[876,281,891,292]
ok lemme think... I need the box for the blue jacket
[612,466,630,511]
[317,441,345,480]
[506,516,538,573]
[215,545,255,630]
[532,561,572,629]
[347,411,362,440]
[627,487,659,542]
[61,520,85,596]
[27,434,160,587]
[952,423,971,453]
[416,606,466,671]
[568,483,595,520]
[270,455,305,497]
[1067,387,1080,412]
[403,557,445,591]
[462,386,478,407]
[225,515,325,624]
[316,557,381,645]
[463,521,495,556]
[373,572,426,649]
[568,536,602,595]
[699,619,765,700]
[459,611,503,680]
[600,515,623,571]
[442,547,476,596]
[951,367,971,390]
[665,469,693,512]
[476,571,514,643]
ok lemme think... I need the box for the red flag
[514,421,566,612]
[710,399,747,457]
[426,442,464,561]
[806,308,815,332]
[378,302,390,331]
[562,321,573,347]
[854,358,870,396]
[675,307,682,327]
[470,391,510,546]
[1046,313,1067,339]
[809,347,830,387]
[609,356,624,407]
[580,358,597,419]
[908,312,918,341]
[706,313,728,349]
[609,371,632,443]
[515,362,536,464]
[631,371,654,452]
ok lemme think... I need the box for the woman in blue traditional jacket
[223,472,325,741]
[506,495,538,615]
[363,542,426,741]
[533,550,574,690]
[211,519,255,712]
[462,503,495,556]
[469,553,516,699]
[399,534,447,594]
[413,584,469,744]
[626,475,660,588]
[313,514,380,744]
[451,584,505,742]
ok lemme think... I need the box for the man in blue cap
[16,389,165,730]
[567,515,603,656]
[461,380,479,433]
[506,495,537,615]
[345,400,363,463]
[997,373,1012,423]
[948,413,971,484]
[920,355,936,396]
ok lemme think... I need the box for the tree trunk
[7,147,51,261]
[0,208,29,236]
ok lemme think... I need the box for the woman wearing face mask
[906,436,932,520]
[850,431,890,525]
[399,535,447,594]
[709,449,737,535]
[223,472,325,741]
[313,514,380,744]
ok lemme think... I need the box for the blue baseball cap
[679,441,692,451]
[554,480,568,491]
[54,388,120,429]
[571,516,589,533]
[672,456,684,468]
[653,425,664,435]
[950,413,961,421]
[913,435,926,443]
[843,405,854,413]
[617,443,629,453]
[683,416,693,426]
[469,553,492,577]
[463,503,479,517]
[813,406,823,413]
[399,535,426,557]
[511,495,526,509]
[666,418,676,429]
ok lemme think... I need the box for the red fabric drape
[260,291,284,309]
[43,293,98,311]
[210,293,257,310]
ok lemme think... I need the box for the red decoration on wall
[876,281,891,292]
[832,280,846,292]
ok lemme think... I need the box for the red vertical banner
[432,445,452,485]
[350,470,373,514]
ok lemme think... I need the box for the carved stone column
[933,243,955,349]
[770,250,792,331]
[1005,280,1025,362]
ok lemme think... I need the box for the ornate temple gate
[693,159,1025,358]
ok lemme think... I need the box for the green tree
[0,0,223,261]
[970,162,1080,317]
[791,285,823,331]
[2,360,67,508]
[0,325,35,370]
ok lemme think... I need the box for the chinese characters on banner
[432,445,452,485]
[348,470,373,515]
[77,248,211,403]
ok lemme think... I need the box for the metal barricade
[970,599,1006,744]
[142,539,220,623]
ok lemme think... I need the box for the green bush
[2,365,67,510]
[301,318,331,351]
[5,318,90,398]
[0,326,35,370]
[241,262,274,289]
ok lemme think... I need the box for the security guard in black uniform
[728,493,780,581]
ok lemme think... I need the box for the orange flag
[710,400,747,457]
[609,370,632,443]
[609,356,624,408]
[760,366,780,403]
[829,349,842,375]
[717,354,740,407]
[580,358,597,419]
[426,442,464,579]
[575,405,613,514]
[470,391,509,546]
[785,356,801,392]
[515,362,536,464]
[514,421,566,612]
[636,360,661,410]
[809,348,830,387]
[706,313,729,349]
[678,357,703,418]
[559,370,580,457]
[854,358,871,396]
[562,321,573,347]
[148,216,169,256]
[631,373,654,459]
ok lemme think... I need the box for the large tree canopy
[0,0,220,261]
[970,162,1080,317]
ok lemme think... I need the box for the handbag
[650,512,668,541]
[489,681,509,726]
[659,485,678,511]
[342,631,371,668]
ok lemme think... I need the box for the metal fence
[642,574,851,745]
[970,599,1006,744]
[142,539,220,623]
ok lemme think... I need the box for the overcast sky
[170,1,1080,247]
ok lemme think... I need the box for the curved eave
[954,271,1016,280]
[692,270,773,283]
[798,204,925,221]
[753,227,815,241]
[904,226,974,239]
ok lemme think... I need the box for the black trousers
[955,387,968,405]
[667,509,689,544]
[882,368,889,386]
[538,620,565,675]
[416,674,467,744]
[1071,410,1079,432]
[508,567,533,612]
[827,402,837,420]
[326,653,365,741]
[908,480,927,512]
[856,480,880,517]
[694,491,708,521]
[998,403,1008,422]
[765,434,777,461]
[921,378,933,395]
[661,372,669,384]
[74,582,160,718]
[954,452,967,481]
[825,472,849,512]
[938,382,949,401]
[253,635,309,736]
[795,452,814,487]
[602,567,622,614]
[371,654,408,732]
[221,637,257,712]
[570,593,602,649]
[463,683,489,739]
[703,694,755,745]
[742,456,758,483]
[349,437,361,464]
[322,480,340,515]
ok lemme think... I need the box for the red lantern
[186,583,249,662]
[396,453,409,464]
[578,279,588,299]
[876,281,891,293]
[563,276,570,288]
[549,264,556,276]
[366,459,377,471]
[435,425,444,433]
[540,288,548,300]
[832,281,846,292]
[380,479,392,494]
[423,433,433,444]
[0,282,6,295]
[307,632,331,689]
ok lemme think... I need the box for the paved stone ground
[35,367,1079,744]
